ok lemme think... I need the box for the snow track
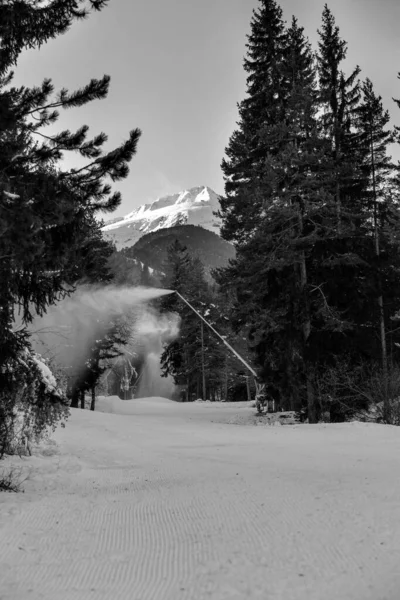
[1,399,400,599]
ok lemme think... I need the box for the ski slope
[1,397,400,600]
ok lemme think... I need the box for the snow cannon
[173,291,257,377]
[172,290,268,406]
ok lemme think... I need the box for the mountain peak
[102,186,221,250]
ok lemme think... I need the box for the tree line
[214,1,400,423]
[158,240,255,402]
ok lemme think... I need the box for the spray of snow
[29,285,177,395]
[134,307,180,398]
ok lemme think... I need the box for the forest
[2,0,400,463]
[214,1,400,424]
[158,1,400,425]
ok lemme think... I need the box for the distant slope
[102,186,221,251]
[122,225,235,279]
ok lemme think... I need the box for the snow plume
[134,307,179,399]
[28,285,177,395]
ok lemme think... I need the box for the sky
[13,0,400,219]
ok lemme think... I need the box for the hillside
[102,186,221,251]
[122,224,235,279]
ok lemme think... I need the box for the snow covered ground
[1,397,400,600]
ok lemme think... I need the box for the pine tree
[270,17,334,419]
[69,312,131,409]
[206,288,257,401]
[66,240,135,409]
[0,1,108,77]
[219,0,287,244]
[314,9,400,385]
[160,242,207,397]
[356,79,395,385]
[218,16,335,418]
[0,0,141,394]
[160,242,229,400]
[218,3,400,421]
[107,251,142,286]
[75,217,116,284]
[317,4,362,232]
[311,7,385,382]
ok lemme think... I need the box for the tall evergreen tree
[0,0,141,394]
[107,251,142,286]
[219,0,287,244]
[356,79,395,384]
[307,7,382,365]
[218,15,338,418]
[160,242,230,400]
[68,311,132,409]
[65,229,134,409]
[317,4,362,232]
[0,1,108,77]
[218,2,400,421]
[160,241,208,398]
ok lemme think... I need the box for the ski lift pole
[173,291,259,380]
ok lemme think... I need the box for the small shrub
[313,358,368,422]
[315,358,400,425]
[0,466,25,493]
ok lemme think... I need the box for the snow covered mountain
[102,186,221,250]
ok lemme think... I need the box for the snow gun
[166,290,266,408]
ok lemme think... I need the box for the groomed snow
[1,397,400,600]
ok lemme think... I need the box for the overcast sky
[13,0,400,218]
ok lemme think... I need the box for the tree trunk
[224,355,229,401]
[201,321,206,400]
[298,205,317,421]
[70,385,79,408]
[334,118,342,234]
[90,387,96,411]
[80,389,85,409]
[306,371,318,423]
[335,180,341,234]
[370,130,388,403]
[185,350,190,401]
[245,376,251,402]
[286,347,301,412]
